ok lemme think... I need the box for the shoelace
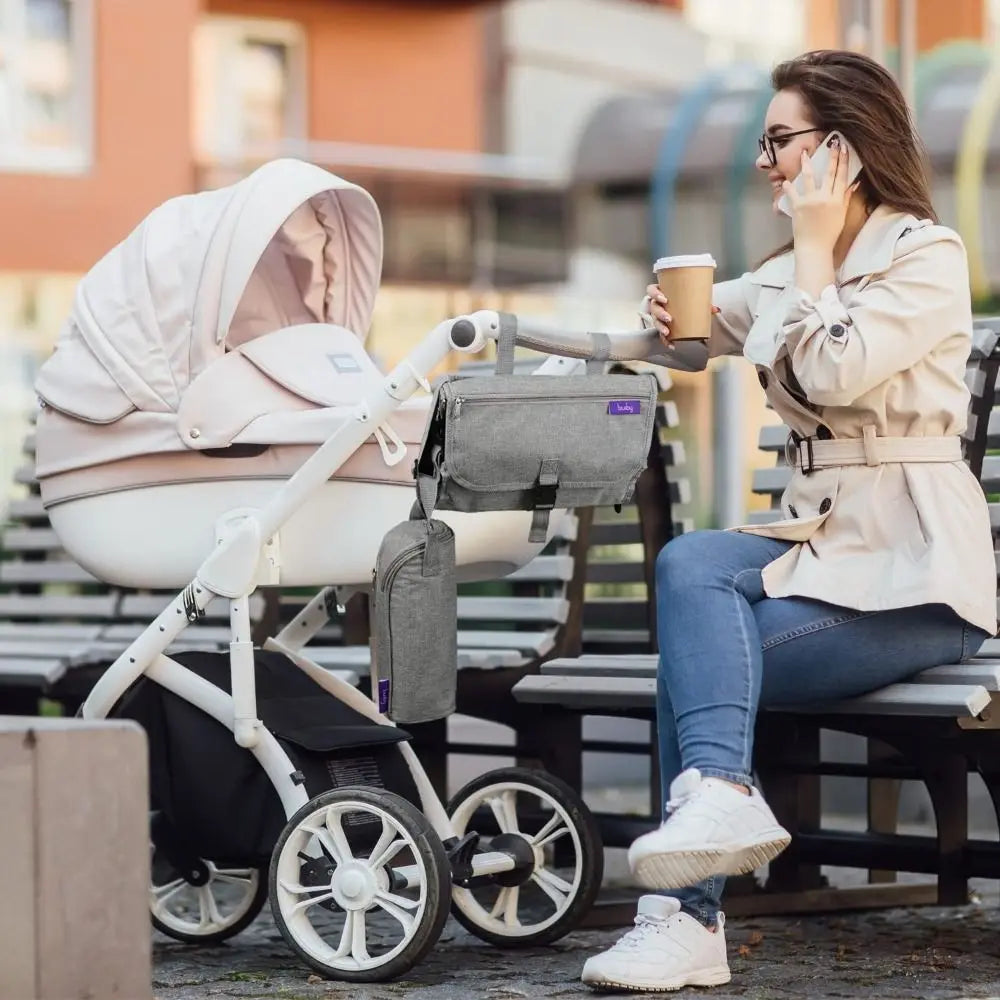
[665,785,701,815]
[613,915,667,950]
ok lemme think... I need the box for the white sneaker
[628,768,791,890]
[581,894,731,993]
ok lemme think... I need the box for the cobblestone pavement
[153,896,1000,1000]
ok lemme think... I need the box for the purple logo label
[608,399,641,416]
[378,679,390,714]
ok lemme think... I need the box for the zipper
[450,389,638,418]
[375,539,425,717]
[378,540,425,593]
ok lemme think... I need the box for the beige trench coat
[665,204,996,636]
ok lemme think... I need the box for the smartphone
[776,130,863,217]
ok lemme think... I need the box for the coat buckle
[793,434,816,476]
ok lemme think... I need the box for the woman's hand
[644,283,673,340]
[782,141,856,253]
[643,283,720,347]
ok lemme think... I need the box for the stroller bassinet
[33,158,564,590]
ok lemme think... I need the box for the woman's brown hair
[759,49,936,264]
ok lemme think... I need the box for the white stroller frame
[71,308,674,980]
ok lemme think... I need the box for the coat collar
[748,205,928,288]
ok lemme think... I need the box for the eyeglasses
[758,128,824,167]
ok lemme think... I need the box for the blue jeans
[654,529,988,925]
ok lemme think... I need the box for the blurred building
[0,0,997,521]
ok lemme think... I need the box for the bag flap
[438,372,658,492]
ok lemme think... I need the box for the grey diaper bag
[414,314,659,540]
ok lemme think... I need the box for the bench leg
[530,712,583,794]
[754,717,825,893]
[406,719,448,801]
[914,749,969,906]
[867,739,903,884]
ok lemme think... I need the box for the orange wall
[884,0,984,49]
[809,0,984,51]
[207,0,485,151]
[0,0,199,272]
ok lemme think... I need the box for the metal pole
[897,0,918,111]
[712,360,744,529]
[869,0,886,65]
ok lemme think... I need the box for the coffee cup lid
[654,253,717,270]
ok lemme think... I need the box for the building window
[193,16,307,164]
[0,0,92,172]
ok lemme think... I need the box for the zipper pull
[454,396,464,417]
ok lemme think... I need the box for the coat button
[829,323,847,338]
[819,497,832,514]
[758,371,768,389]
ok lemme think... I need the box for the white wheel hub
[332,862,378,910]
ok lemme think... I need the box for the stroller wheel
[269,787,451,983]
[447,766,603,948]
[150,848,267,944]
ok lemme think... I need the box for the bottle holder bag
[372,517,457,724]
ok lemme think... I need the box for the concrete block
[0,716,151,1000]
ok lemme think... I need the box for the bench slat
[542,655,1000,691]
[789,683,991,718]
[514,673,990,719]
[0,595,119,619]
[118,594,264,621]
[543,655,657,677]
[505,555,574,583]
[455,597,569,624]
[303,644,524,672]
[5,497,46,521]
[1,527,61,551]
[513,673,655,709]
[454,629,555,656]
[0,624,105,641]
[0,658,67,686]
[976,638,1000,659]
[0,561,98,585]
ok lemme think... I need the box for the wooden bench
[513,317,1000,914]
[1,361,694,806]
[0,428,268,715]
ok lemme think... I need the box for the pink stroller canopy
[35,159,383,425]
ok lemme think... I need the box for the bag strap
[495,312,518,375]
[413,464,439,521]
[528,459,560,543]
[586,331,611,375]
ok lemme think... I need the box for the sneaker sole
[630,830,792,890]
[582,966,732,992]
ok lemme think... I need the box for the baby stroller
[32,159,671,982]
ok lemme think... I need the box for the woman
[581,49,996,993]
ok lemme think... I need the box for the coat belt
[788,427,963,474]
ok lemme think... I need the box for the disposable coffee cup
[653,253,717,341]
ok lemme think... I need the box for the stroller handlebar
[446,310,707,372]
